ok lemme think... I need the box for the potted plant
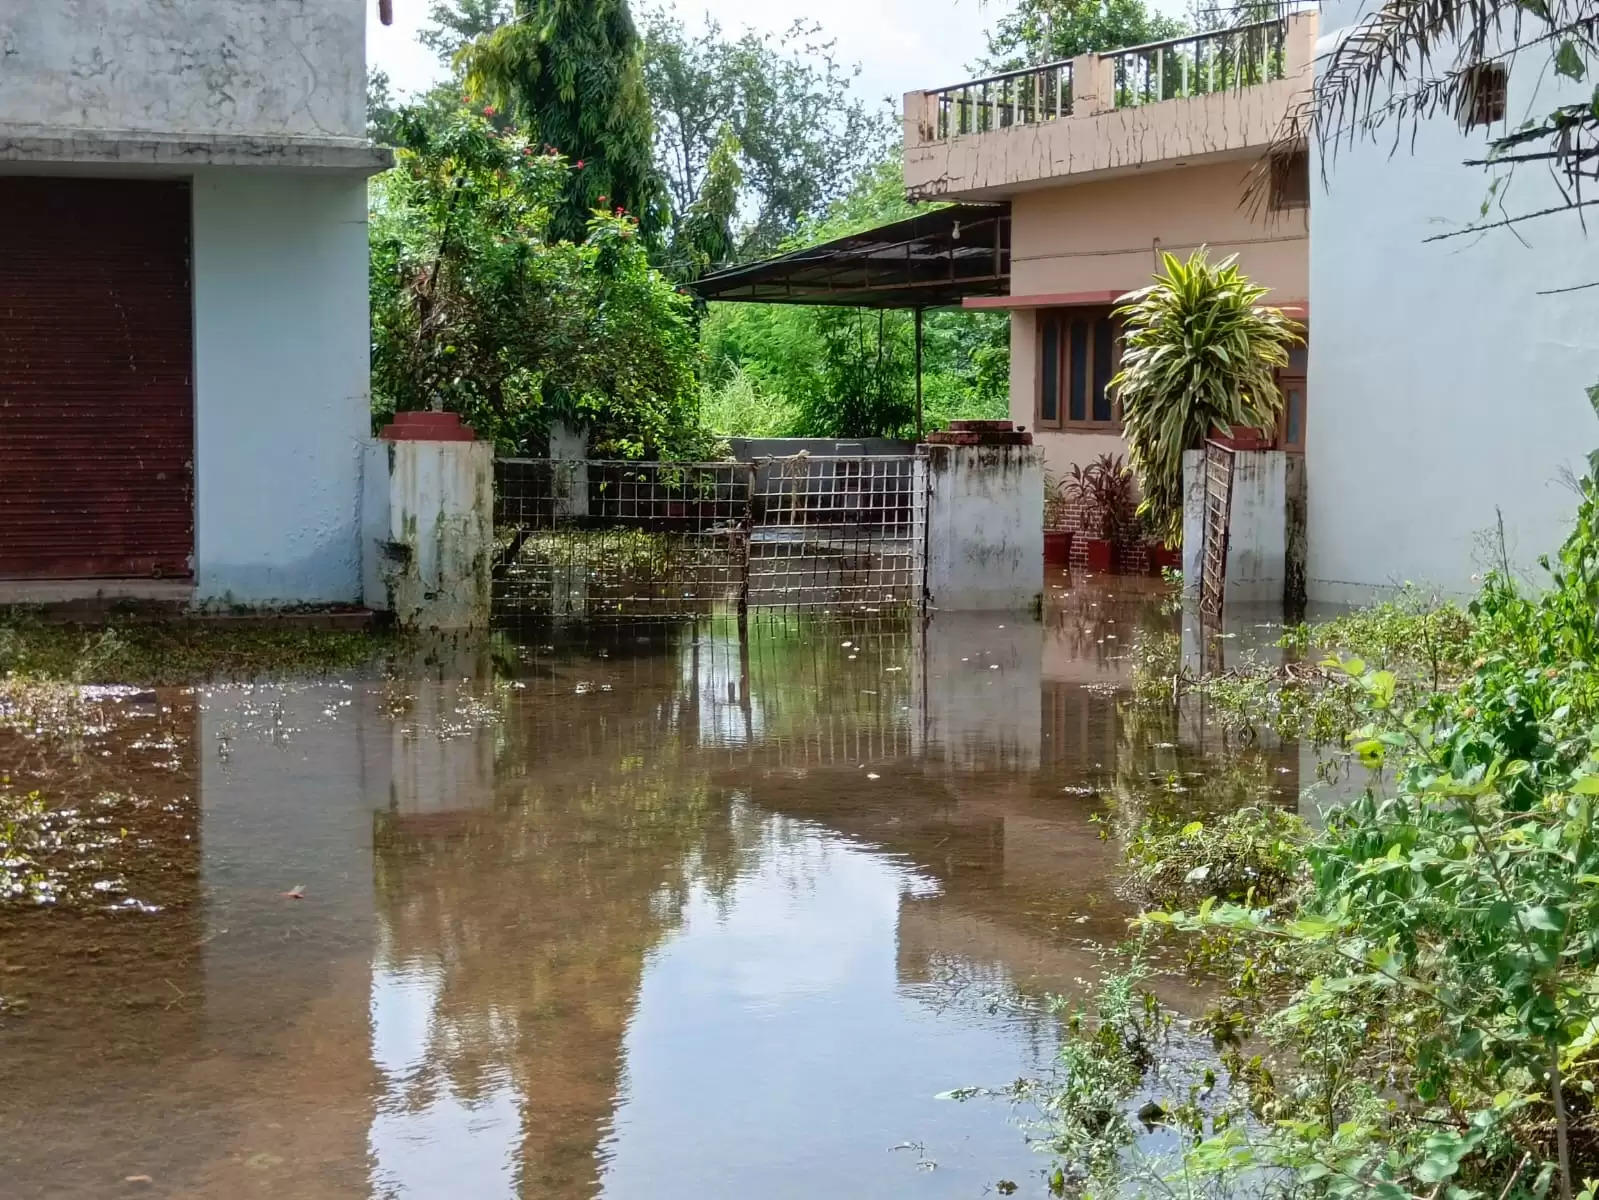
[1043,469,1073,565]
[1110,249,1304,545]
[1063,454,1137,573]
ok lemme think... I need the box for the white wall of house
[193,171,372,605]
[0,0,364,142]
[1308,1,1599,602]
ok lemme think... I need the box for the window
[1036,308,1120,430]
[1458,63,1507,130]
[1269,149,1310,212]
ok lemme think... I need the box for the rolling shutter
[0,177,194,579]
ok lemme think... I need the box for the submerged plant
[1111,250,1302,543]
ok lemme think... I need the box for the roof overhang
[690,203,1010,310]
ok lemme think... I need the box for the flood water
[0,582,1318,1199]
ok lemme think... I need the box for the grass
[0,614,393,687]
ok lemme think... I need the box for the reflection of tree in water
[370,662,765,1198]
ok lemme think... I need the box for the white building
[0,0,389,606]
[1307,0,1599,603]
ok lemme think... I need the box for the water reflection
[0,582,1330,1199]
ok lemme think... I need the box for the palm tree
[1110,249,1302,545]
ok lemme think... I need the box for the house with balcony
[902,9,1316,557]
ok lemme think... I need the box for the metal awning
[689,203,1010,310]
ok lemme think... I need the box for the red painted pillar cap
[379,411,480,442]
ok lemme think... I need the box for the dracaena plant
[1110,249,1303,544]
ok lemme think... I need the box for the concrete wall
[1307,0,1599,602]
[924,444,1044,611]
[194,171,372,606]
[1181,448,1301,606]
[363,439,495,631]
[0,0,365,142]
[903,12,1316,201]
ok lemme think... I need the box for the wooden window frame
[1035,306,1122,432]
[1459,63,1507,130]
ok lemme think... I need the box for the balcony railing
[918,8,1308,143]
[1103,19,1291,108]
[930,61,1075,140]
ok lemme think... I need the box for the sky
[371,1,1031,114]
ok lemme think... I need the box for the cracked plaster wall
[0,0,364,142]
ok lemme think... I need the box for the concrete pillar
[1070,53,1114,116]
[923,422,1044,612]
[1181,448,1207,600]
[1180,447,1306,612]
[902,89,939,145]
[362,411,494,631]
[549,419,589,522]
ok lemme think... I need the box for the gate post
[362,411,494,631]
[921,421,1043,612]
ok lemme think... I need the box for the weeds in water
[0,613,390,686]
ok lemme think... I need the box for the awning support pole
[914,307,925,442]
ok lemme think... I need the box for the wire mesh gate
[492,456,926,620]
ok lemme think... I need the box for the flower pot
[1085,537,1115,573]
[1044,529,1073,565]
[1148,544,1182,575]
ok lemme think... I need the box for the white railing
[1103,17,1290,109]
[927,60,1075,140]
[916,6,1310,143]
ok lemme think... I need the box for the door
[0,177,195,579]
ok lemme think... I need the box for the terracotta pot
[1085,538,1115,573]
[1148,544,1182,575]
[1043,529,1073,565]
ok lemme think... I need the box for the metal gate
[1199,440,1235,622]
[492,455,926,620]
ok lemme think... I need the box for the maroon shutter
[0,177,195,579]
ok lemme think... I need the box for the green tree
[982,0,1185,68]
[639,11,893,268]
[418,0,509,62]
[369,105,703,458]
[460,0,666,243]
[701,156,1010,439]
[1110,249,1301,542]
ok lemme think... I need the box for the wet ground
[0,581,1317,1199]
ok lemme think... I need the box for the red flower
[597,194,609,205]
[483,105,497,117]
[575,160,585,168]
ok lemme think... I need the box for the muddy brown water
[0,583,1315,1199]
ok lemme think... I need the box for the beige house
[901,10,1314,494]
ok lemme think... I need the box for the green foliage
[1061,453,1138,542]
[1128,807,1307,909]
[0,616,387,686]
[699,156,1010,439]
[1132,476,1599,1197]
[697,364,797,439]
[369,106,706,458]
[1112,250,1303,543]
[460,0,665,243]
[639,10,893,270]
[983,0,1186,69]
